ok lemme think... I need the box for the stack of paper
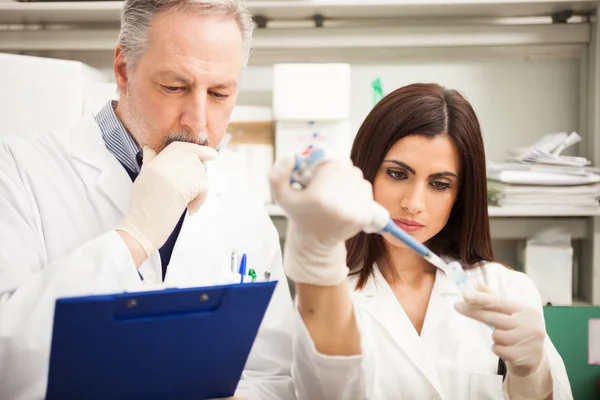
[488,132,600,210]
[509,132,588,166]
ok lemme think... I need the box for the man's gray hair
[119,0,253,70]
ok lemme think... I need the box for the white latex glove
[116,142,218,256]
[269,155,373,285]
[454,283,552,400]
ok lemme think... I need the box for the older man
[0,1,294,399]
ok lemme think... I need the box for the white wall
[99,58,582,160]
[239,59,581,161]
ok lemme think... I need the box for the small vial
[446,261,475,297]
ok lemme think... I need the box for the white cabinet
[0,53,110,137]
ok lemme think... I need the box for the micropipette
[290,147,476,298]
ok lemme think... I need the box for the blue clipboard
[46,281,277,400]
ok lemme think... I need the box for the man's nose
[181,93,208,134]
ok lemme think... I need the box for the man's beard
[122,86,211,154]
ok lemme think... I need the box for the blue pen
[239,254,247,284]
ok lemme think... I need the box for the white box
[273,63,351,121]
[524,243,573,306]
[230,105,273,123]
[275,120,352,161]
[0,53,108,137]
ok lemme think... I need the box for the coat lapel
[358,267,447,398]
[68,113,132,216]
[165,191,225,285]
[420,268,463,340]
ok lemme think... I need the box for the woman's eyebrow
[384,160,415,175]
[430,171,458,179]
[384,160,457,179]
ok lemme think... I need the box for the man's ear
[114,44,129,96]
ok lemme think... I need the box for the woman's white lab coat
[292,262,573,400]
[0,114,295,400]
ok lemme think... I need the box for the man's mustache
[158,132,210,152]
[137,132,211,166]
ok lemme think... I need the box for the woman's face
[373,134,461,248]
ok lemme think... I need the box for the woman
[269,83,572,399]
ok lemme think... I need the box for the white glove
[116,142,218,256]
[269,155,373,286]
[454,283,552,400]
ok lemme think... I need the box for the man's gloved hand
[269,156,373,286]
[454,283,553,400]
[116,142,218,256]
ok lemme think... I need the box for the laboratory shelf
[571,298,594,306]
[487,205,600,217]
[245,0,598,22]
[0,0,594,57]
[0,24,589,53]
[0,0,597,25]
[266,204,600,218]
[0,1,123,25]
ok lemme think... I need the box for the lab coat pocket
[469,373,505,400]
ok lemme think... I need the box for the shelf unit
[1,0,599,307]
[266,204,600,218]
[0,1,598,25]
[0,1,595,61]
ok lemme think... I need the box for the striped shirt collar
[94,100,141,174]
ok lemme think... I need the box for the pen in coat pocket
[239,254,247,284]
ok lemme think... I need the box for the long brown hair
[347,83,493,289]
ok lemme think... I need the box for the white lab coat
[292,262,573,400]
[0,114,296,400]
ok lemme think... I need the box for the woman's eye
[386,169,407,180]
[431,181,451,190]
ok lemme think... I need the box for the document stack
[487,132,600,210]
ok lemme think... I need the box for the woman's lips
[393,218,425,233]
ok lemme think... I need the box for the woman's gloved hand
[454,283,553,400]
[269,155,373,286]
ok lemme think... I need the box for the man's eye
[162,85,184,93]
[210,91,229,99]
